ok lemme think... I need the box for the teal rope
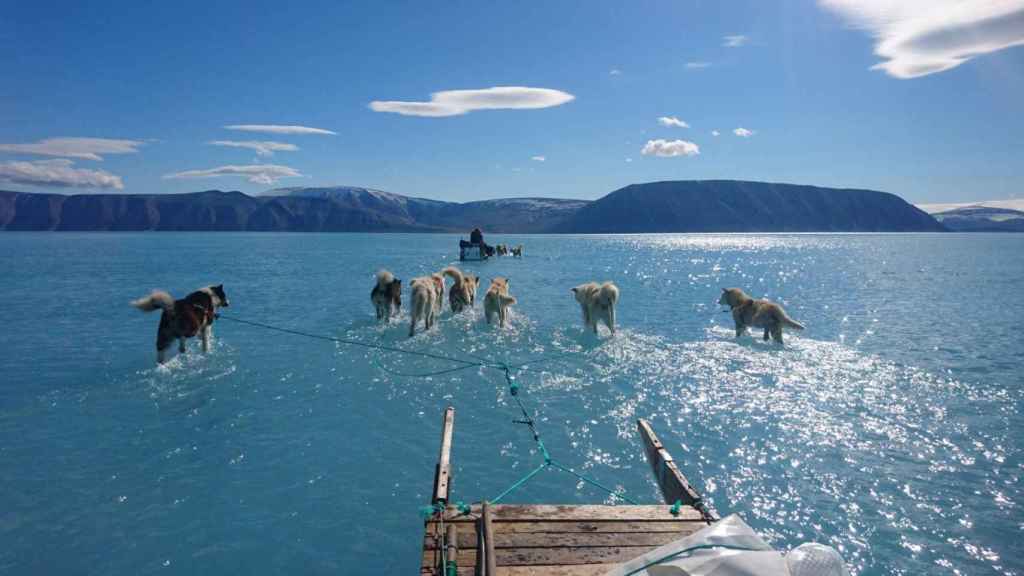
[490,462,548,504]
[549,460,638,505]
[216,313,642,509]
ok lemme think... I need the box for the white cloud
[819,0,1024,78]
[224,125,336,135]
[686,61,712,69]
[208,140,299,157]
[711,130,721,136]
[0,159,124,189]
[0,137,144,161]
[531,155,546,162]
[723,35,748,47]
[641,139,700,157]
[609,68,622,76]
[164,164,303,185]
[658,116,690,128]
[625,157,633,163]
[733,127,755,137]
[369,86,575,117]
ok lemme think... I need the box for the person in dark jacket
[470,227,483,245]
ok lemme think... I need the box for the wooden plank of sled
[636,419,703,507]
[424,545,663,569]
[425,528,695,550]
[497,566,617,576]
[433,406,456,504]
[482,501,498,576]
[441,504,703,523]
[430,520,699,534]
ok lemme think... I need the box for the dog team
[132,277,804,364]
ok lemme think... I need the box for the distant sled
[459,239,490,261]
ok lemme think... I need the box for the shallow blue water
[1,232,1021,575]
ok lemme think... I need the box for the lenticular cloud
[820,0,1024,78]
[369,86,575,117]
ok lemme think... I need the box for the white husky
[571,281,619,335]
[408,273,445,337]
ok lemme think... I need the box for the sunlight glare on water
[0,232,1021,575]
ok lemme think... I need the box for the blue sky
[1,1,1022,204]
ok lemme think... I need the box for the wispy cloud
[625,158,633,163]
[657,116,690,128]
[164,164,303,185]
[208,140,299,157]
[722,35,748,47]
[641,139,700,157]
[531,155,546,162]
[819,0,1024,78]
[733,127,755,137]
[369,86,575,117]
[0,159,123,189]
[0,137,144,161]
[609,68,623,76]
[711,130,721,136]
[224,125,336,135]
[686,61,712,69]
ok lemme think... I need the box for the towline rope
[216,313,649,511]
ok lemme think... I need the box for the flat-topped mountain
[552,180,945,233]
[0,181,945,232]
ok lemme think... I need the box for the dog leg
[157,347,167,364]
[608,306,616,334]
[772,326,784,344]
[763,327,770,341]
[202,326,211,353]
[178,337,186,354]
[735,321,745,338]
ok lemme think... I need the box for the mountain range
[0,180,947,233]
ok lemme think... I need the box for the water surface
[1,232,1021,575]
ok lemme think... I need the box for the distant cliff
[552,180,945,233]
[0,181,945,232]
[930,205,1024,232]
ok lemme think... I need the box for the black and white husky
[131,285,230,364]
[371,270,402,321]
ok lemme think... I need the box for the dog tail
[598,282,619,307]
[780,313,805,330]
[441,266,464,286]
[131,290,174,313]
[376,269,395,288]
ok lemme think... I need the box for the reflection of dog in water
[371,270,402,322]
[131,285,230,364]
[719,288,804,344]
[484,277,516,327]
[572,281,619,335]
[442,266,479,313]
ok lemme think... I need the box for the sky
[1,1,1023,204]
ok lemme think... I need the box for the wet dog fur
[371,270,402,322]
[572,281,618,335]
[483,277,516,327]
[131,285,230,364]
[409,273,446,336]
[442,266,479,313]
[718,288,804,344]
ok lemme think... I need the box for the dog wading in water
[131,285,230,364]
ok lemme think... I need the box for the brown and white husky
[483,277,517,327]
[408,273,445,336]
[718,288,804,344]
[371,270,402,321]
[131,285,230,364]
[572,281,619,335]
[442,266,479,313]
